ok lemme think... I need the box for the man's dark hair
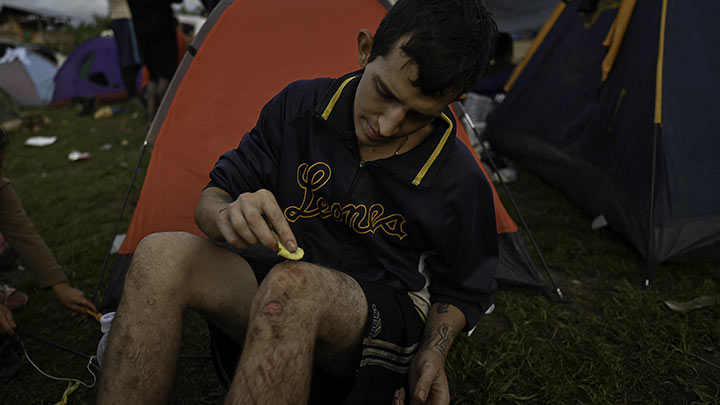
[495,32,513,62]
[369,0,498,97]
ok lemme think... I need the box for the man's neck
[357,122,436,162]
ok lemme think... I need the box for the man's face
[353,35,459,148]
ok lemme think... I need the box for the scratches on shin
[239,368,259,405]
[285,265,308,285]
[262,301,284,317]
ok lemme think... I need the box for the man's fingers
[218,190,296,253]
[393,387,406,405]
[412,362,437,403]
[217,211,249,249]
[258,190,297,252]
[80,297,98,312]
[0,307,16,335]
[228,201,261,246]
[240,199,277,250]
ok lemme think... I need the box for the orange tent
[102,0,544,307]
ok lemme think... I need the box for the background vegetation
[0,103,717,404]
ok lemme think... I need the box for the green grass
[1,105,718,404]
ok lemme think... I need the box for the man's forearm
[420,303,466,359]
[195,187,234,241]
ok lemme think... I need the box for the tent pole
[16,328,92,360]
[645,0,667,287]
[459,110,564,300]
[90,140,149,304]
[644,124,660,288]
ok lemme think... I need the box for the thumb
[412,362,437,403]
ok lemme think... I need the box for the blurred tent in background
[0,46,56,106]
[485,0,720,284]
[487,0,558,36]
[0,88,20,122]
[51,36,133,106]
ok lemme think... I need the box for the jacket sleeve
[426,154,498,332]
[0,178,67,288]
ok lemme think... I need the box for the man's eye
[408,111,433,122]
[376,83,392,100]
[377,89,391,99]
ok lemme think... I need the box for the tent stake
[455,103,564,300]
[91,141,149,304]
[16,329,92,360]
[644,124,661,288]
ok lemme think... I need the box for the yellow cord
[55,381,81,405]
[85,308,103,323]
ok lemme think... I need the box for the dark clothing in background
[110,18,142,97]
[127,0,178,80]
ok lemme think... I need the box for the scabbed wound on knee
[262,301,284,317]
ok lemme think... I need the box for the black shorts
[207,248,425,404]
[136,27,177,80]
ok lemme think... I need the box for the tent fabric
[0,47,57,107]
[485,0,720,268]
[51,37,129,106]
[103,0,545,308]
[0,89,20,123]
[488,0,559,35]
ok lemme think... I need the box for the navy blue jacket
[209,71,498,330]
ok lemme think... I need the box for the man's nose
[377,105,406,137]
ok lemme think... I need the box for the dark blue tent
[484,0,720,284]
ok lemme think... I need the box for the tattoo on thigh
[436,304,449,314]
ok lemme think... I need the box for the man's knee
[125,232,196,291]
[252,262,320,318]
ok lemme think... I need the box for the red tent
[103,0,544,307]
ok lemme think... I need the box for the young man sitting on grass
[98,0,499,403]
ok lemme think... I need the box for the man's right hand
[201,188,298,254]
[0,304,16,335]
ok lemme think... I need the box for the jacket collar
[314,71,457,189]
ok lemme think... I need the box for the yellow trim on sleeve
[412,113,453,186]
[654,0,668,125]
[321,75,358,120]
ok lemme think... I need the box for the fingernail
[418,389,426,401]
[286,240,296,251]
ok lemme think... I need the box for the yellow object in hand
[273,232,304,260]
[85,308,103,323]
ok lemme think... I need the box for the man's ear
[357,29,373,68]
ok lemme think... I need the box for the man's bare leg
[145,80,157,122]
[225,262,368,405]
[98,232,258,404]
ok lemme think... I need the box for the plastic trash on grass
[68,151,91,161]
[25,136,57,147]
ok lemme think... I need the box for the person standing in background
[127,0,180,122]
[109,0,144,111]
